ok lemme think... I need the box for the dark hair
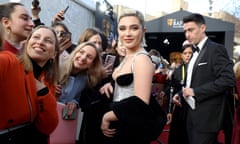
[51,21,71,34]
[32,0,39,9]
[149,49,161,57]
[0,2,23,20]
[99,31,108,51]
[78,28,100,44]
[183,13,206,25]
[181,44,193,52]
[89,27,108,51]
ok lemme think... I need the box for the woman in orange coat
[0,25,59,144]
[0,2,35,55]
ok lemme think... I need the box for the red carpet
[151,125,225,144]
[151,125,170,144]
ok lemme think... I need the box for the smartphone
[32,0,39,9]
[62,107,77,120]
[104,55,116,69]
[63,5,69,14]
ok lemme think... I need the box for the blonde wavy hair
[59,42,104,88]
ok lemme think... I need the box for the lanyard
[182,65,185,81]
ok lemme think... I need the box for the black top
[116,73,133,86]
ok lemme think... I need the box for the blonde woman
[0,25,59,143]
[101,10,166,144]
[57,42,104,116]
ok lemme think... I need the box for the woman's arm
[133,54,154,104]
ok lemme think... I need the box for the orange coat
[3,40,20,55]
[0,51,58,135]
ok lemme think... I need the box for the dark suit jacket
[187,38,235,132]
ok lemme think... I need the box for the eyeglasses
[55,31,71,38]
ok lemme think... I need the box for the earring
[49,58,53,64]
[141,36,147,47]
[6,28,11,39]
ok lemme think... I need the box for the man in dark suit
[173,13,235,144]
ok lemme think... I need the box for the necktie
[192,46,200,53]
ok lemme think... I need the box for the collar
[31,59,49,78]
[3,40,20,55]
[196,36,208,51]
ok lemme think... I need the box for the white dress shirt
[186,37,208,88]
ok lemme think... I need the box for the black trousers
[0,124,48,144]
[186,112,218,144]
[168,106,188,144]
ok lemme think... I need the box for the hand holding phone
[104,55,116,68]
[52,6,69,23]
[104,55,116,76]
[63,6,69,14]
[59,6,69,20]
[62,107,77,120]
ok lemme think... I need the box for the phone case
[62,107,77,120]
[104,55,116,67]
[64,6,69,13]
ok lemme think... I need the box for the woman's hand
[59,37,72,53]
[55,84,62,99]
[166,113,172,125]
[65,102,77,116]
[52,10,65,23]
[103,64,114,78]
[173,94,182,107]
[31,5,41,20]
[35,78,46,91]
[233,93,239,100]
[101,111,117,137]
[99,82,113,98]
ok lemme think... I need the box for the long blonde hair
[59,42,104,88]
[18,25,60,85]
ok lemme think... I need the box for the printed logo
[167,18,183,28]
